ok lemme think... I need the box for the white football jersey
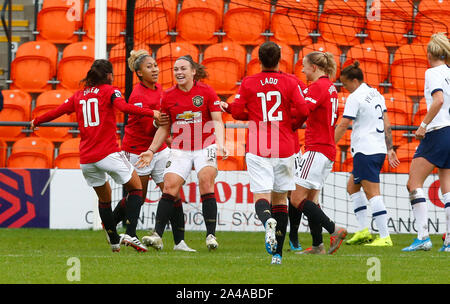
[343,83,387,156]
[423,64,450,131]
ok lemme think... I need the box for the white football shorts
[124,147,170,184]
[164,144,218,181]
[245,152,295,194]
[80,151,134,187]
[294,151,333,190]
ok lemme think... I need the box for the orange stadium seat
[109,42,152,92]
[176,0,223,45]
[0,138,6,167]
[31,90,75,142]
[7,137,54,169]
[202,42,247,95]
[156,42,199,89]
[247,42,294,75]
[134,0,178,45]
[83,0,127,44]
[295,42,341,83]
[319,0,366,46]
[412,98,428,127]
[297,128,305,149]
[336,91,349,122]
[384,91,414,146]
[389,142,419,173]
[390,44,428,95]
[10,41,58,93]
[0,90,32,142]
[271,0,319,46]
[57,42,95,91]
[343,43,390,88]
[365,0,414,46]
[218,128,246,171]
[414,0,450,44]
[36,0,84,44]
[55,137,81,169]
[223,0,271,45]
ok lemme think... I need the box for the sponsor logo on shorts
[166,161,171,168]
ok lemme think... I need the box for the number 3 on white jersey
[80,98,100,127]
[257,91,282,122]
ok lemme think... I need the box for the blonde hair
[428,32,450,65]
[305,51,337,79]
[127,49,151,73]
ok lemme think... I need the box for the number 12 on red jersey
[257,91,282,122]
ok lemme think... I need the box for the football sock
[409,188,429,240]
[300,200,335,234]
[112,197,126,225]
[255,198,272,227]
[271,204,288,256]
[444,192,450,245]
[125,189,143,238]
[201,193,217,237]
[370,195,389,238]
[350,190,369,231]
[309,203,323,247]
[155,193,176,237]
[288,197,302,245]
[98,201,119,244]
[170,199,185,245]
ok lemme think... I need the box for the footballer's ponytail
[427,32,450,65]
[340,60,364,82]
[176,55,208,81]
[305,51,337,80]
[80,59,113,88]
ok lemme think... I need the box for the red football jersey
[286,74,307,154]
[229,71,308,158]
[303,76,338,161]
[122,82,167,154]
[34,84,155,164]
[161,81,221,151]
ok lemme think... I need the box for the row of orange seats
[0,137,80,169]
[11,38,430,96]
[36,0,449,47]
[1,85,423,146]
[0,135,248,170]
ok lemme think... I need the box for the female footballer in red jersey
[137,55,226,251]
[112,49,195,252]
[290,51,348,255]
[221,41,309,264]
[31,59,165,252]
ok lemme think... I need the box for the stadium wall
[0,168,446,234]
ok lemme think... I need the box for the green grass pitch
[0,228,448,284]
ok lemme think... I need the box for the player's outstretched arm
[32,96,75,128]
[334,117,352,144]
[415,90,444,140]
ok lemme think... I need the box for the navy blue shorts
[414,126,450,169]
[352,153,386,184]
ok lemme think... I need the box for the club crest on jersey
[192,95,204,107]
